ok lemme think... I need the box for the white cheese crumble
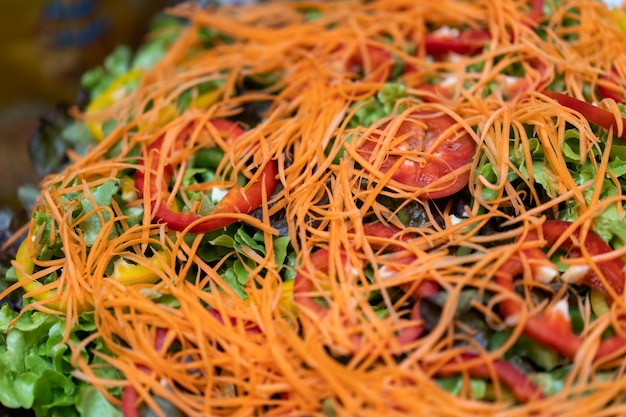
[552,299,571,321]
[560,264,590,284]
[211,187,229,202]
[432,26,461,37]
[534,265,559,283]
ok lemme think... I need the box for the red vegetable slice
[496,220,626,361]
[345,44,394,83]
[135,120,278,233]
[598,69,626,105]
[424,29,492,57]
[528,0,544,22]
[293,247,332,316]
[436,352,546,403]
[357,111,476,199]
[543,90,626,139]
[121,385,141,417]
[122,328,168,417]
[539,220,625,297]
[294,223,437,344]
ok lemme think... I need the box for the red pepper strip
[293,223,438,346]
[122,328,168,417]
[361,222,416,252]
[293,247,332,316]
[121,384,141,417]
[527,0,544,22]
[436,352,546,403]
[206,308,263,334]
[395,280,439,344]
[495,245,583,358]
[424,29,492,57]
[395,302,423,345]
[598,69,626,105]
[497,220,626,361]
[505,57,550,99]
[596,335,626,360]
[416,84,454,103]
[294,223,415,312]
[135,120,278,233]
[539,220,625,298]
[496,267,582,358]
[543,90,626,139]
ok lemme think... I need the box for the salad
[3,0,626,415]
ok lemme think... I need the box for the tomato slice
[543,90,626,139]
[135,120,278,233]
[357,112,476,199]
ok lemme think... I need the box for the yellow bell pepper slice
[590,288,610,317]
[86,69,222,141]
[111,251,168,286]
[611,9,626,34]
[14,233,167,312]
[15,235,62,311]
[85,69,141,141]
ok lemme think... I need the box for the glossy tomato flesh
[357,112,476,199]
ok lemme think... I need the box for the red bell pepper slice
[122,328,168,417]
[538,220,625,297]
[543,90,626,139]
[345,44,394,83]
[424,29,492,57]
[598,69,626,105]
[294,223,438,345]
[496,220,626,361]
[528,0,544,22]
[206,307,263,334]
[422,0,544,59]
[293,247,332,316]
[436,352,546,403]
[135,120,278,233]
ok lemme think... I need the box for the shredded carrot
[5,0,626,416]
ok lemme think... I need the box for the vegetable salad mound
[3,0,626,416]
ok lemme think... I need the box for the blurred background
[0,0,184,208]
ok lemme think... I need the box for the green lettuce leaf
[0,306,81,415]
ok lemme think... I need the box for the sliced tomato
[543,90,626,139]
[135,120,278,233]
[357,112,475,199]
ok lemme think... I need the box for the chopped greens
[3,1,626,416]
